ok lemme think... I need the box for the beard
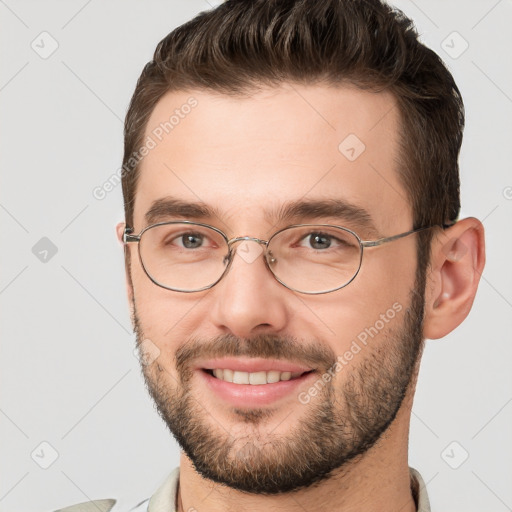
[132,281,425,495]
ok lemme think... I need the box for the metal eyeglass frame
[123,221,450,295]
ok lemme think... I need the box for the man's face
[125,84,425,493]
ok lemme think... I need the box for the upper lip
[197,357,314,373]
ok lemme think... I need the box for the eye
[174,232,205,249]
[305,233,332,250]
[298,231,350,250]
[148,224,225,255]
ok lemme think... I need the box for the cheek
[361,239,418,297]
[130,256,193,347]
[304,244,417,352]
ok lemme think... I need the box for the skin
[116,83,485,511]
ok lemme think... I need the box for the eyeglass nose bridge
[227,235,269,247]
[225,235,276,266]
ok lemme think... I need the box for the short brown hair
[122,0,464,268]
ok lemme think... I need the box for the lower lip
[198,369,316,407]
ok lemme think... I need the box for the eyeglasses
[123,221,442,295]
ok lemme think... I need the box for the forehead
[133,83,411,234]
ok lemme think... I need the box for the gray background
[1,0,511,510]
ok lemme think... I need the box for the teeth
[210,369,304,385]
[249,371,267,385]
[233,371,249,384]
[267,370,281,383]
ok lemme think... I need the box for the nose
[208,239,289,338]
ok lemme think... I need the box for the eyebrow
[144,196,379,237]
[269,198,379,237]
[145,197,221,225]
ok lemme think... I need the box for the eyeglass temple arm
[361,223,454,248]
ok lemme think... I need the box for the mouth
[196,358,317,407]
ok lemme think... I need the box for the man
[56,0,485,510]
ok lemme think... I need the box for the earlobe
[423,218,485,340]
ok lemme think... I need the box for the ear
[116,221,135,329]
[423,217,485,339]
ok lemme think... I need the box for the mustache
[174,333,337,376]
